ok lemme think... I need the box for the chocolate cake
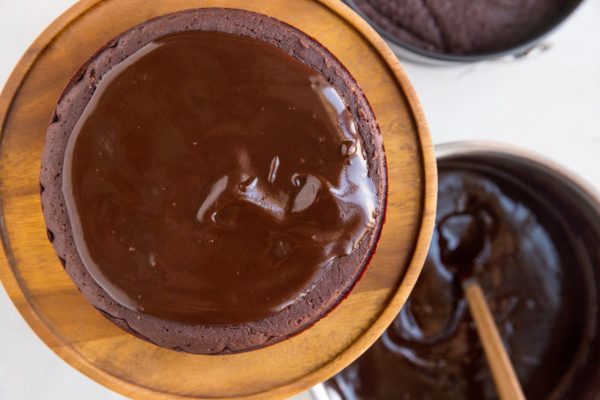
[40,8,386,354]
[352,0,578,55]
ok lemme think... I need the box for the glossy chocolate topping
[326,166,594,399]
[63,31,377,325]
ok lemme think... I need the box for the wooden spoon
[438,212,526,400]
[463,278,526,400]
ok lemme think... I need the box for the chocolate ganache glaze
[62,31,377,326]
[326,165,593,399]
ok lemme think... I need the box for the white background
[1,0,599,399]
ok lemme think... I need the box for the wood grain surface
[0,0,436,398]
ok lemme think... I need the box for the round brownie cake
[40,8,386,354]
[352,0,578,55]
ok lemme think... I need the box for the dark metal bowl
[312,142,600,399]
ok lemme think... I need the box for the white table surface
[1,0,599,399]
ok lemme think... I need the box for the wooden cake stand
[0,0,436,398]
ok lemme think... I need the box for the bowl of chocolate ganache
[316,142,600,399]
[40,8,390,355]
[344,0,584,63]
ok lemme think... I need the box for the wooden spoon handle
[463,279,526,400]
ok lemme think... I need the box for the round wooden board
[0,0,436,399]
